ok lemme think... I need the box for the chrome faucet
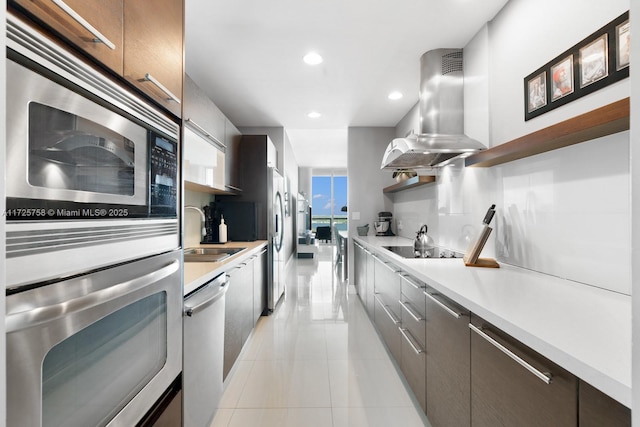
[185,206,207,237]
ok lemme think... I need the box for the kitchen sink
[184,247,246,262]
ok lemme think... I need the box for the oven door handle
[6,259,180,332]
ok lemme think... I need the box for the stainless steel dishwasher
[183,272,228,427]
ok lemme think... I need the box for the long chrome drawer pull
[399,300,424,322]
[424,291,462,319]
[401,275,423,290]
[143,73,181,104]
[381,261,401,273]
[374,294,400,324]
[469,323,553,385]
[399,327,425,355]
[52,0,116,49]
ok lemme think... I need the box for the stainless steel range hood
[381,48,486,169]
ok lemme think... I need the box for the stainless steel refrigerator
[269,167,286,311]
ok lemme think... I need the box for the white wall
[347,127,396,235]
[184,190,213,248]
[392,0,630,295]
[488,0,629,146]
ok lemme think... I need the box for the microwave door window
[28,102,136,196]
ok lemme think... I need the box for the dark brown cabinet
[470,314,577,427]
[224,260,254,379]
[253,248,268,324]
[11,0,124,73]
[124,0,183,118]
[353,242,369,311]
[579,380,630,427]
[399,275,427,412]
[352,244,624,427]
[224,118,243,193]
[365,249,375,319]
[373,255,402,362]
[425,288,470,427]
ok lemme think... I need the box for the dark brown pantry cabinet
[424,287,470,427]
[11,0,124,73]
[124,0,183,118]
[469,314,577,427]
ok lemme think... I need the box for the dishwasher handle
[184,274,228,317]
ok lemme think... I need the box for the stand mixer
[374,211,394,236]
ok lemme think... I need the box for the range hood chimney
[381,48,486,169]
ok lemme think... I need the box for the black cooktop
[383,245,464,259]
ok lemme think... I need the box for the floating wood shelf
[465,97,630,168]
[383,175,436,193]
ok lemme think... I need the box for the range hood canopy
[381,48,486,169]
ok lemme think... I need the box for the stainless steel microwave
[5,55,179,220]
[5,16,181,290]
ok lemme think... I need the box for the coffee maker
[374,211,394,236]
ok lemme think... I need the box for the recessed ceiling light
[303,52,323,65]
[388,91,403,100]
[307,111,321,118]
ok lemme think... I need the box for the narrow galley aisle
[210,244,431,427]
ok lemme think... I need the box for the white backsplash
[392,131,630,295]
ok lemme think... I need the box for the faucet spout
[185,206,207,237]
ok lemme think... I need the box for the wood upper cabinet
[11,0,124,74]
[470,314,577,427]
[123,0,183,118]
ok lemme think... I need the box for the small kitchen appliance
[414,224,435,257]
[374,211,394,236]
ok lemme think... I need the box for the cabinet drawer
[425,287,471,427]
[399,327,426,412]
[400,275,426,316]
[470,314,577,427]
[373,256,401,316]
[579,380,630,427]
[399,297,426,349]
[374,294,402,362]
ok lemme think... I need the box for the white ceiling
[184,0,509,168]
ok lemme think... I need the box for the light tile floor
[210,244,431,427]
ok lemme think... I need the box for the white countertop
[183,241,268,296]
[353,235,631,408]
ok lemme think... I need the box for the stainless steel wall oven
[5,14,183,427]
[5,15,180,290]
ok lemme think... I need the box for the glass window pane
[42,292,167,427]
[29,102,136,195]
